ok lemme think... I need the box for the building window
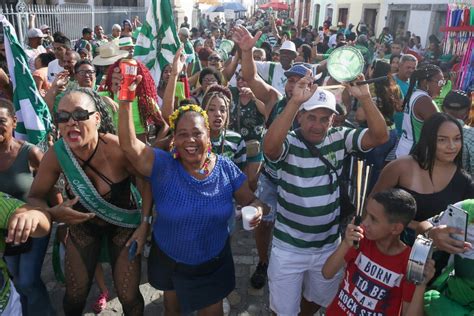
[338,8,348,26]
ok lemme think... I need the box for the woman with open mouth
[28,88,153,315]
[114,67,266,314]
[202,84,247,170]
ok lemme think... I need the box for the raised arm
[263,73,317,160]
[344,75,389,150]
[112,70,155,177]
[222,50,240,82]
[232,26,281,109]
[162,46,185,124]
[322,220,363,279]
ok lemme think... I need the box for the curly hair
[103,60,164,128]
[62,88,116,134]
[371,60,399,122]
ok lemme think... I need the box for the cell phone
[128,240,138,261]
[442,204,468,242]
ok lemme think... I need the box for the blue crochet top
[149,148,246,265]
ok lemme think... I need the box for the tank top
[0,142,35,201]
[396,90,438,157]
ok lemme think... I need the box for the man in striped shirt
[263,74,388,314]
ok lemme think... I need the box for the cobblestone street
[42,221,271,315]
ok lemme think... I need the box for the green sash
[54,139,141,228]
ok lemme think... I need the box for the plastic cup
[242,206,258,231]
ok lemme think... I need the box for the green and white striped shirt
[211,130,247,169]
[270,127,367,253]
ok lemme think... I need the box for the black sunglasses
[55,109,96,123]
[208,56,222,62]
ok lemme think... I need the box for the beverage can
[118,58,138,101]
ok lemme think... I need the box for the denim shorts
[147,238,235,313]
[255,173,278,222]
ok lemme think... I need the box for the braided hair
[103,60,164,128]
[401,63,441,111]
[201,85,232,154]
[62,88,116,134]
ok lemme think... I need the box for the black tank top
[398,168,474,221]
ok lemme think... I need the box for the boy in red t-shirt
[323,188,435,316]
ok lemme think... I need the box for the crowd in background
[0,7,472,316]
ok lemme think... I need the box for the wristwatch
[142,215,153,224]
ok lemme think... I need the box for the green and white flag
[134,0,180,87]
[0,15,51,144]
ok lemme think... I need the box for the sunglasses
[77,70,96,76]
[208,56,222,62]
[55,109,96,123]
[430,79,446,87]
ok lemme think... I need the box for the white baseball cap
[299,89,338,113]
[280,40,297,55]
[27,28,46,38]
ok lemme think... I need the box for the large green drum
[327,46,365,83]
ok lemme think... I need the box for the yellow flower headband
[169,104,210,131]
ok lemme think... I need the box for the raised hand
[111,66,143,94]
[232,25,262,52]
[343,74,371,100]
[47,197,95,225]
[344,218,364,248]
[290,71,318,105]
[239,87,256,100]
[172,46,186,75]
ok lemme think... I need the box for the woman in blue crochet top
[116,74,265,314]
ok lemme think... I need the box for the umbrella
[259,1,288,11]
[209,2,247,12]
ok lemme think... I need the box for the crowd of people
[0,8,473,316]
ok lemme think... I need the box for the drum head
[220,40,234,54]
[327,46,364,83]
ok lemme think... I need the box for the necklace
[197,153,213,175]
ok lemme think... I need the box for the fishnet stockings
[63,220,144,315]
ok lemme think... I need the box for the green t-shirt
[433,80,453,111]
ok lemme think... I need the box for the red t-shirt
[326,239,416,316]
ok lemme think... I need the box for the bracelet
[142,215,153,224]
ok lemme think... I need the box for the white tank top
[395,89,429,157]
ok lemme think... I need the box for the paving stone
[234,255,254,265]
[44,225,269,315]
[228,290,242,306]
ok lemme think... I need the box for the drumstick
[319,77,389,89]
[360,163,371,212]
[354,160,363,248]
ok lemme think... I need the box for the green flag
[0,15,52,145]
[134,0,180,87]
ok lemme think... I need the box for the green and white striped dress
[269,127,368,253]
[211,130,247,170]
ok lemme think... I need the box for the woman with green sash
[28,88,153,316]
